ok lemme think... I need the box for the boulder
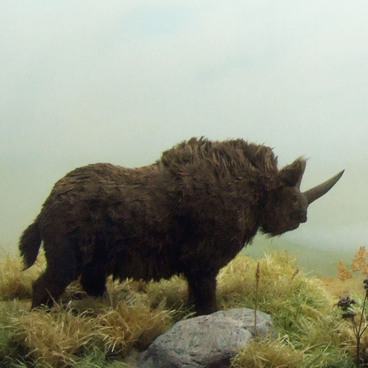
[137,308,274,368]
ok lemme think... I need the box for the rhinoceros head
[260,159,344,236]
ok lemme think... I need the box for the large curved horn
[304,170,344,205]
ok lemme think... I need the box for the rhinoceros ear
[278,159,306,187]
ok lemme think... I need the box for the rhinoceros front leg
[80,258,107,297]
[186,273,217,315]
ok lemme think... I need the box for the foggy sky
[1,1,368,255]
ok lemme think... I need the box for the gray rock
[137,308,273,368]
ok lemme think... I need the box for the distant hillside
[245,233,355,277]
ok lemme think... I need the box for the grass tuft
[231,336,303,368]
[94,303,172,355]
[13,305,98,368]
[0,253,45,300]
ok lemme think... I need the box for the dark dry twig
[254,262,260,335]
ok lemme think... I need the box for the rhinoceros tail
[19,221,42,269]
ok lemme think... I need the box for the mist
[1,1,367,257]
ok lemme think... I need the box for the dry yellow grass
[321,275,366,299]
[0,252,45,300]
[94,303,172,354]
[231,336,304,368]
[14,306,97,368]
[218,251,332,321]
[12,298,172,367]
[320,246,368,299]
[0,252,174,367]
[145,275,191,315]
[322,246,368,366]
[0,250,360,367]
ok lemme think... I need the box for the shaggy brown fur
[20,137,316,314]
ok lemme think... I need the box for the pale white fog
[1,1,367,264]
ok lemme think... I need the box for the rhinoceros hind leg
[31,240,80,309]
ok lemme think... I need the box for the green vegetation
[245,234,354,277]
[0,249,365,367]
